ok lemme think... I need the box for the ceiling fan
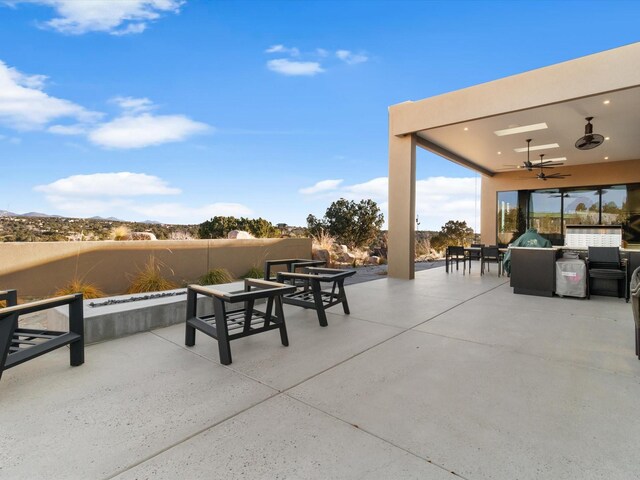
[575,117,604,150]
[502,139,565,171]
[533,155,571,181]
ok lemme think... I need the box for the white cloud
[267,59,324,77]
[130,202,253,222]
[88,112,209,149]
[34,172,253,223]
[111,96,155,113]
[48,123,88,135]
[265,44,299,56]
[336,50,368,65]
[35,172,181,197]
[15,0,184,35]
[304,176,480,230]
[0,60,101,130]
[299,179,343,195]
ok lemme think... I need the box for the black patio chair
[1,290,84,381]
[264,259,326,282]
[481,246,502,276]
[185,279,296,365]
[276,267,356,327]
[586,247,628,302]
[467,243,484,272]
[445,246,467,274]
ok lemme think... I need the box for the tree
[429,220,475,252]
[307,198,384,249]
[198,216,280,239]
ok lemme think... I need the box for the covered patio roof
[388,42,640,278]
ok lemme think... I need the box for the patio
[1,267,638,479]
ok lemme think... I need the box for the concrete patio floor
[1,267,638,479]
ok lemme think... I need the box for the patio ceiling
[389,42,640,178]
[417,85,640,175]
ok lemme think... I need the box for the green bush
[307,198,384,249]
[242,266,264,279]
[198,216,280,239]
[199,268,234,285]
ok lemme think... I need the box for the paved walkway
[1,267,638,479]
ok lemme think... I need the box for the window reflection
[600,185,627,226]
[529,189,562,245]
[497,191,519,246]
[562,188,599,229]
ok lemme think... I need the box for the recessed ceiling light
[603,100,610,105]
[497,151,502,155]
[463,127,469,131]
[605,137,610,140]
[514,143,560,153]
[494,122,548,136]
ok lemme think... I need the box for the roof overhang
[389,42,640,176]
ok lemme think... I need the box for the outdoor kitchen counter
[509,246,640,298]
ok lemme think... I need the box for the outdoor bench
[276,267,356,327]
[0,289,84,381]
[185,279,296,365]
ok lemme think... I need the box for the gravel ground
[343,260,446,285]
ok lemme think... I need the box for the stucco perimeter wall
[0,238,312,297]
[480,159,640,245]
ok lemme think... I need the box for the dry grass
[55,279,105,299]
[111,225,131,241]
[312,230,336,251]
[415,237,431,257]
[199,268,234,285]
[127,256,177,293]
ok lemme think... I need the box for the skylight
[514,143,559,153]
[494,123,548,136]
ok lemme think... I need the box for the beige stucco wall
[389,43,640,136]
[480,158,640,245]
[0,238,312,297]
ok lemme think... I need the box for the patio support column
[388,132,416,279]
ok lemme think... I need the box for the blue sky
[0,0,638,230]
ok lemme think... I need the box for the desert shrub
[415,237,431,257]
[55,279,105,299]
[111,225,131,240]
[198,216,280,239]
[307,198,384,249]
[199,268,234,285]
[242,266,264,279]
[429,220,475,252]
[127,257,177,293]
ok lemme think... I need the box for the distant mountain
[21,212,61,218]
[0,210,159,223]
[89,216,123,221]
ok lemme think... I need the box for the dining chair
[446,246,467,274]
[586,247,628,302]
[481,246,502,276]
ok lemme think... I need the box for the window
[562,188,600,230]
[528,189,562,245]
[497,191,520,246]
